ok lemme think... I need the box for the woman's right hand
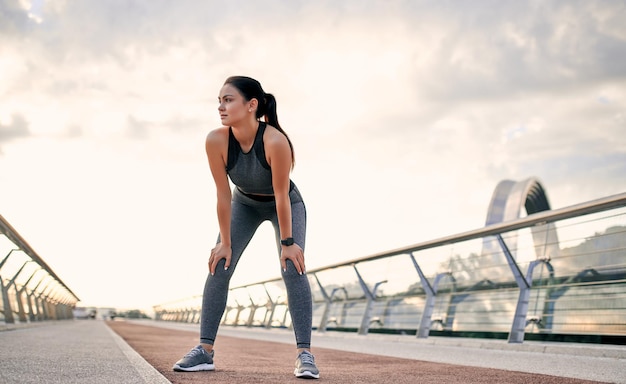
[209,242,232,275]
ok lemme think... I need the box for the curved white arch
[483,178,560,260]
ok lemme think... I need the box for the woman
[173,76,319,379]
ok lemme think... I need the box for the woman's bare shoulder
[263,124,289,146]
[206,126,229,143]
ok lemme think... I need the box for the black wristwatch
[280,237,295,246]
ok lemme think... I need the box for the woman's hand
[280,243,306,275]
[209,242,232,275]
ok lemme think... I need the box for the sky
[1,0,625,312]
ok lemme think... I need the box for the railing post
[232,299,244,326]
[410,253,434,338]
[497,234,529,343]
[38,281,55,320]
[353,264,386,335]
[20,268,42,322]
[8,261,35,322]
[313,274,330,332]
[313,274,349,332]
[245,293,259,327]
[47,287,60,320]
[29,275,48,321]
[410,252,454,338]
[1,277,15,324]
[0,249,21,324]
[498,235,552,344]
[262,284,280,329]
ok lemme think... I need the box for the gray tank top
[226,122,276,195]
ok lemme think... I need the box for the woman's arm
[205,128,233,275]
[266,127,306,275]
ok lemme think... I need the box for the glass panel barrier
[153,192,626,343]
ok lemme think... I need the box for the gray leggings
[200,185,312,349]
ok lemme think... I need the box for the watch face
[282,238,294,246]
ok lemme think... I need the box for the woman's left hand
[280,243,306,275]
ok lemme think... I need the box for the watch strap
[280,237,294,246]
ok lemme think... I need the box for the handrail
[1,214,80,324]
[310,192,626,272]
[0,214,79,300]
[232,191,626,288]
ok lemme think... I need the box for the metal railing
[0,214,80,324]
[153,191,626,344]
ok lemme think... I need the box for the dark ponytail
[224,76,295,168]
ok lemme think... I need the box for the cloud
[2,0,624,189]
[0,1,31,34]
[388,1,626,102]
[0,0,625,308]
[0,114,31,152]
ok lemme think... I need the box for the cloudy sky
[1,0,625,311]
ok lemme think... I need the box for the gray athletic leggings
[200,185,312,349]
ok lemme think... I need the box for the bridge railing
[0,214,80,324]
[153,192,626,343]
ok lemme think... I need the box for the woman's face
[217,84,254,126]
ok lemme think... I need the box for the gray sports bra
[226,122,279,195]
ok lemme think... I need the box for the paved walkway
[0,320,168,384]
[1,319,625,384]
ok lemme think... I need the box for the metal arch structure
[483,178,560,261]
[485,178,551,225]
